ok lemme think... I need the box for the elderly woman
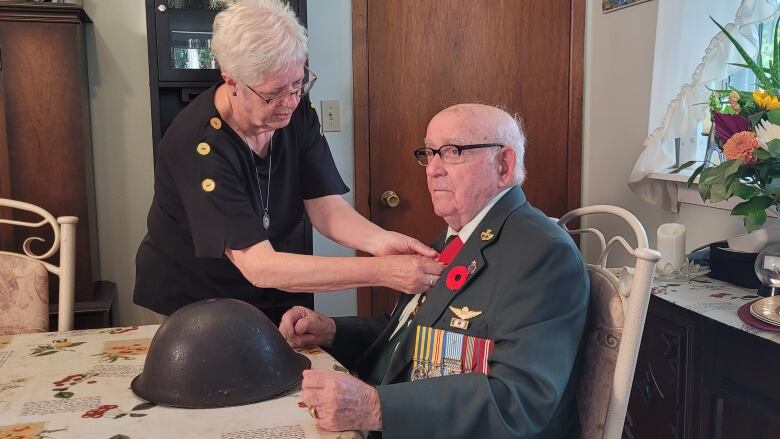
[133,0,443,325]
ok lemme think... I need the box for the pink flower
[723,131,759,163]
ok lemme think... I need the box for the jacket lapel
[381,186,526,383]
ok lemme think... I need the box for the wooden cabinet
[0,3,98,305]
[625,295,780,438]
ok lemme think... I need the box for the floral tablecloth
[0,325,360,439]
[653,276,780,344]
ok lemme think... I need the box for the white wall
[83,0,154,325]
[82,0,357,324]
[307,0,357,317]
[582,0,755,262]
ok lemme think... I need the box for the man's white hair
[211,0,308,85]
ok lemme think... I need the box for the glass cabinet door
[154,0,223,82]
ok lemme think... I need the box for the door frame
[351,0,585,317]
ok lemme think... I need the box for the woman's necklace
[249,138,272,230]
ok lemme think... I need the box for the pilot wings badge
[449,306,482,330]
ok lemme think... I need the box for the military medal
[449,306,482,330]
[411,326,432,381]
[428,329,445,377]
[460,334,494,375]
[443,330,464,376]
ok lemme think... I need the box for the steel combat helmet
[131,298,310,408]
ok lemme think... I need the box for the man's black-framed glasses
[244,66,318,105]
[413,143,503,166]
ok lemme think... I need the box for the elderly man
[280,104,589,438]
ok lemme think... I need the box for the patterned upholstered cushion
[577,265,625,439]
[0,254,49,335]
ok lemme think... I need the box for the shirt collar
[447,186,514,244]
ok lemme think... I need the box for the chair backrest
[556,205,660,439]
[0,198,77,332]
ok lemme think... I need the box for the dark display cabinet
[145,0,307,155]
[624,295,780,438]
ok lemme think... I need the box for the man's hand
[378,255,444,294]
[369,231,438,258]
[302,369,382,432]
[279,306,336,348]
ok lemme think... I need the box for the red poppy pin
[446,265,469,291]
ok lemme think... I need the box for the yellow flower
[752,90,780,110]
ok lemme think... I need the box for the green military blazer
[330,186,589,438]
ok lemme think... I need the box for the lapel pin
[480,229,494,241]
[467,260,477,274]
[449,306,482,330]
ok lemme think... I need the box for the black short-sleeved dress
[133,84,349,319]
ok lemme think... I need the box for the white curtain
[628,0,777,212]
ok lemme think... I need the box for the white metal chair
[556,205,661,439]
[0,198,77,333]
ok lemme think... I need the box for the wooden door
[353,0,584,316]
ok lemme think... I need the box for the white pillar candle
[657,223,687,272]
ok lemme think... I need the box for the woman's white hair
[211,0,308,85]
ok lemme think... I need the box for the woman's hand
[378,255,444,294]
[369,231,438,258]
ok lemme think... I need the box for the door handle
[381,190,400,208]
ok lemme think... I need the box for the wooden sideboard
[625,281,780,439]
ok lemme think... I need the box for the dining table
[0,324,362,439]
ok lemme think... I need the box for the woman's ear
[222,72,238,96]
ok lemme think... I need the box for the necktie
[366,233,464,384]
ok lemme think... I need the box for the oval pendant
[262,212,270,230]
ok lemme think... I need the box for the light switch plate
[321,99,341,132]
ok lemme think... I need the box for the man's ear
[497,147,516,185]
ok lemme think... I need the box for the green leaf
[767,139,780,158]
[732,195,773,215]
[723,158,743,176]
[730,62,772,73]
[54,391,74,399]
[745,209,768,232]
[767,110,780,125]
[109,435,131,439]
[734,183,762,199]
[773,15,780,87]
[712,17,773,89]
[748,110,768,128]
[129,413,147,417]
[114,413,127,418]
[671,160,697,174]
[755,148,771,160]
[132,402,157,411]
[687,164,705,187]
[69,342,86,347]
[765,178,780,199]
[709,183,731,202]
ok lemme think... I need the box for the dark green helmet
[131,298,310,408]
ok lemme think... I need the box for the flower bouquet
[678,18,780,232]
